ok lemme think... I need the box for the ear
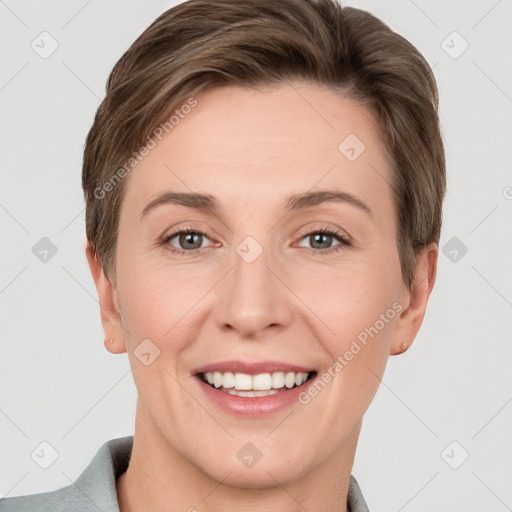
[390,243,438,356]
[85,240,126,354]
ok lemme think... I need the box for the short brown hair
[82,0,446,289]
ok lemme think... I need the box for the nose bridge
[215,231,292,337]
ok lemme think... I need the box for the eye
[296,227,351,254]
[162,227,213,254]
[161,226,351,256]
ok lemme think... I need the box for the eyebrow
[140,189,372,221]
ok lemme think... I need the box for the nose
[215,238,293,339]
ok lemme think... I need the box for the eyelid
[162,225,216,252]
[293,226,351,255]
[295,223,351,243]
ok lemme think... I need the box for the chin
[193,444,310,489]
[209,463,305,490]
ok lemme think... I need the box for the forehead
[121,81,392,216]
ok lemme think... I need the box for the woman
[1,0,445,510]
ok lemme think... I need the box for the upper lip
[193,360,315,376]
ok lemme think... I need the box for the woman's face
[98,80,431,487]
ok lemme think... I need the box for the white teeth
[284,372,296,388]
[213,371,223,388]
[228,389,279,397]
[272,372,285,388]
[234,373,253,390]
[252,373,272,390]
[222,372,235,389]
[202,371,310,391]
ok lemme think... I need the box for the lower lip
[194,375,317,417]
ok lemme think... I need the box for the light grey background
[1,1,511,511]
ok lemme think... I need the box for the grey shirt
[0,436,371,511]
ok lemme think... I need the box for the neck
[117,402,360,512]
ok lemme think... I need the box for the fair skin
[86,80,437,512]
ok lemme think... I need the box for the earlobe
[85,240,127,355]
[390,243,438,356]
[103,336,126,354]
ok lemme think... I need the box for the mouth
[196,370,318,397]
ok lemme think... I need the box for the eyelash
[161,226,351,256]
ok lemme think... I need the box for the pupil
[181,233,201,249]
[312,233,331,249]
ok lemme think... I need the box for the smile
[199,371,316,397]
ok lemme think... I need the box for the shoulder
[0,436,133,512]
[348,474,371,512]
[0,485,73,512]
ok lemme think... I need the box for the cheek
[299,273,397,433]
[297,261,399,400]
[299,261,399,340]
[116,255,213,354]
